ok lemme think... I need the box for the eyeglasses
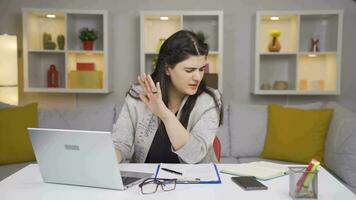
[139,178,177,194]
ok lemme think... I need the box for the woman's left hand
[138,74,170,119]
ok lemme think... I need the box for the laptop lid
[28,128,152,190]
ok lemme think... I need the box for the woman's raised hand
[138,74,169,119]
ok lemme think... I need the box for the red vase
[47,64,59,88]
[83,40,93,50]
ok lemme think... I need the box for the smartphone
[231,176,268,190]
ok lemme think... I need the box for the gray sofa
[217,101,356,194]
[0,101,355,194]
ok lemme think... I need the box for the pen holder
[289,167,318,199]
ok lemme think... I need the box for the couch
[216,101,356,194]
[1,101,355,194]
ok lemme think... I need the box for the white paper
[156,163,219,182]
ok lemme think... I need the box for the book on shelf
[220,161,290,180]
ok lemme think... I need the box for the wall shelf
[22,8,110,93]
[253,10,343,95]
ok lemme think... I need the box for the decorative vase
[83,40,93,50]
[43,32,56,50]
[273,81,288,90]
[268,36,281,52]
[57,35,65,50]
[47,64,59,88]
[310,37,320,52]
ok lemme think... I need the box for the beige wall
[0,0,355,111]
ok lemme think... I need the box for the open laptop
[27,128,153,190]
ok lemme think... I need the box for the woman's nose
[192,71,202,81]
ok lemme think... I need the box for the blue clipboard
[154,163,221,184]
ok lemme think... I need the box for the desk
[0,164,354,200]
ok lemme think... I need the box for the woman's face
[166,55,207,96]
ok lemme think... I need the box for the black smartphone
[231,176,268,190]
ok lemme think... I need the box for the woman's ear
[165,65,170,76]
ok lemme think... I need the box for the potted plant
[78,27,98,50]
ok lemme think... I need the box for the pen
[161,167,183,175]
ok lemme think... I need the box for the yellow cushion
[261,104,333,164]
[0,103,38,164]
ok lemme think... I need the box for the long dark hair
[129,30,223,129]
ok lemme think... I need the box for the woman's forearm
[115,149,123,163]
[160,109,189,150]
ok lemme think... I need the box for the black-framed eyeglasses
[139,178,177,194]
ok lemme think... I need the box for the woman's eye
[199,68,204,72]
[185,70,194,73]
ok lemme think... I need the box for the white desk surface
[0,164,354,200]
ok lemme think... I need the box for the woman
[112,30,223,164]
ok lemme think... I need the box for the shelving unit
[140,11,223,91]
[253,10,343,95]
[22,8,110,93]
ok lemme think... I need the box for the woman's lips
[189,84,198,90]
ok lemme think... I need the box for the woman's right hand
[137,74,171,119]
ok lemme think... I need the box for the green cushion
[0,103,38,164]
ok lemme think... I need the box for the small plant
[196,31,207,43]
[78,27,98,41]
[269,29,281,37]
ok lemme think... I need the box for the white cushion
[217,105,230,156]
[38,104,116,131]
[324,102,356,190]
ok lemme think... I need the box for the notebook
[220,161,289,180]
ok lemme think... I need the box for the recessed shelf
[182,15,219,51]
[26,11,65,51]
[67,13,104,51]
[27,52,66,88]
[299,14,339,52]
[259,54,297,90]
[259,14,298,53]
[297,54,337,91]
[141,11,223,91]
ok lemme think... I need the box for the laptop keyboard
[122,176,141,185]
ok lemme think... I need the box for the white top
[0,164,354,200]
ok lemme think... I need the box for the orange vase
[268,36,281,52]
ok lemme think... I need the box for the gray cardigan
[112,86,222,164]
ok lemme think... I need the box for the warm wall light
[308,54,317,57]
[46,14,56,18]
[0,35,18,105]
[270,16,279,21]
[160,16,169,21]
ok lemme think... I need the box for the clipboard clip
[177,178,201,184]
